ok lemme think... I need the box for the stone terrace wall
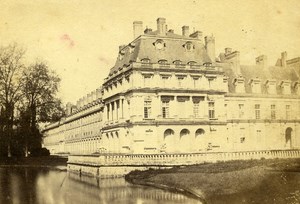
[67,149,300,178]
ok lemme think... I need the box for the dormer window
[118,51,124,60]
[141,58,150,63]
[158,59,168,64]
[153,39,166,50]
[187,61,197,66]
[183,41,195,51]
[173,60,182,65]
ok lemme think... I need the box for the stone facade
[43,18,300,155]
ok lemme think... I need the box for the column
[121,98,124,119]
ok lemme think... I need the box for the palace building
[43,18,300,155]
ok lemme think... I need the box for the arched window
[195,129,205,137]
[164,129,174,139]
[180,129,190,138]
[285,127,293,148]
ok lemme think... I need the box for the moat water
[0,167,201,204]
[1,167,300,204]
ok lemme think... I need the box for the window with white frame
[161,75,170,88]
[255,104,260,119]
[271,104,276,119]
[144,100,152,119]
[208,101,215,119]
[143,75,152,87]
[177,76,185,87]
[286,105,291,120]
[193,101,200,118]
[162,100,170,118]
[238,104,244,119]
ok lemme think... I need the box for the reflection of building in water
[43,18,300,155]
[67,173,194,203]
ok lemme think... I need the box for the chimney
[225,48,232,55]
[133,21,143,39]
[256,55,268,67]
[281,51,287,68]
[189,31,203,39]
[66,102,72,115]
[205,35,215,62]
[96,88,102,99]
[92,90,96,101]
[182,26,189,37]
[157,18,166,35]
[168,29,174,34]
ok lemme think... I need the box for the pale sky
[1,0,300,104]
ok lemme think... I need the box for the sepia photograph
[0,0,300,203]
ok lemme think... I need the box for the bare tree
[0,44,25,157]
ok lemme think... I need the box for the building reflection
[67,173,200,203]
[0,167,201,204]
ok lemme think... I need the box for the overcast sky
[1,0,300,104]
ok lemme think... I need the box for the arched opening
[163,129,175,152]
[285,127,293,149]
[195,128,206,152]
[195,129,205,137]
[180,129,190,152]
[164,129,174,138]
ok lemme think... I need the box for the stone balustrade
[68,149,300,167]
[67,150,300,178]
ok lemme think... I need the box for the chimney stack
[182,26,189,37]
[66,102,72,116]
[157,18,166,35]
[205,35,216,62]
[225,48,232,55]
[256,55,268,68]
[189,31,203,39]
[133,21,143,39]
[281,51,287,68]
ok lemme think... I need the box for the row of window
[144,100,216,119]
[141,58,198,66]
[235,104,292,120]
[143,74,217,88]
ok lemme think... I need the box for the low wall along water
[67,149,300,178]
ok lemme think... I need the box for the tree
[0,44,25,157]
[21,60,63,156]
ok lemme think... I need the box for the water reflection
[0,167,201,204]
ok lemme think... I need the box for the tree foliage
[0,44,64,157]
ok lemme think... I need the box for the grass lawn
[126,158,300,204]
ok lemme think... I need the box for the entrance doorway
[285,127,293,149]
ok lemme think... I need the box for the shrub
[30,148,50,157]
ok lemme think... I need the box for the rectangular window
[208,102,215,119]
[162,101,170,118]
[238,104,244,118]
[255,104,260,119]
[144,101,151,119]
[193,77,199,88]
[271,104,276,120]
[286,105,290,120]
[161,76,169,88]
[177,76,185,87]
[193,101,199,118]
[143,75,152,87]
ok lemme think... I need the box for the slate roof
[108,32,211,75]
[222,63,299,93]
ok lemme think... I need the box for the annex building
[43,18,300,155]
